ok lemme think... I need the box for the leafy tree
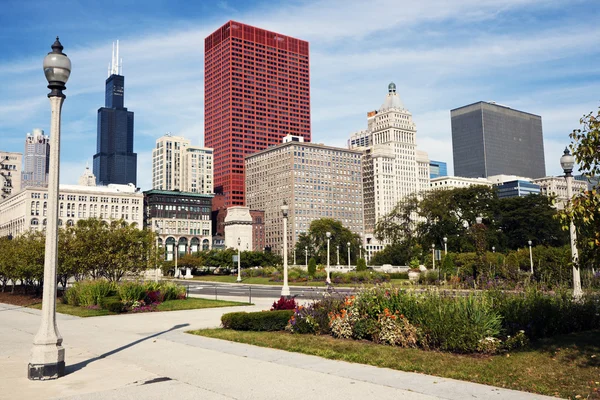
[294,218,359,265]
[356,258,367,272]
[0,237,16,292]
[560,107,600,271]
[308,257,316,277]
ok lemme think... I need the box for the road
[178,280,356,302]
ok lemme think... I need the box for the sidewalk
[0,302,557,400]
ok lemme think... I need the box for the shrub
[271,296,297,310]
[388,272,409,280]
[160,281,186,300]
[100,295,124,313]
[221,310,294,331]
[356,258,367,272]
[308,258,317,277]
[117,281,147,302]
[65,280,116,306]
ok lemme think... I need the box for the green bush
[356,258,367,272]
[117,281,147,302]
[221,310,294,331]
[65,280,116,306]
[160,281,186,300]
[388,272,409,280]
[100,295,124,313]
[308,258,317,276]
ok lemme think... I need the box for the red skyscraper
[205,21,311,206]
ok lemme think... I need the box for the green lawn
[156,297,249,311]
[186,275,414,288]
[29,297,249,317]
[189,328,600,399]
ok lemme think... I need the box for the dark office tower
[205,21,311,206]
[451,101,546,179]
[93,41,137,186]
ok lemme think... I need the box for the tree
[356,258,367,272]
[308,257,316,277]
[560,107,600,271]
[295,218,359,265]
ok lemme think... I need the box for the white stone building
[430,176,493,190]
[533,176,588,209]
[349,82,430,235]
[0,168,143,237]
[152,133,213,194]
[0,151,22,200]
[224,206,253,251]
[246,140,364,254]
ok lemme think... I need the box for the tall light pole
[281,203,290,296]
[326,232,331,284]
[347,242,351,268]
[155,222,161,283]
[336,244,340,265]
[528,240,533,274]
[492,246,495,253]
[174,239,179,278]
[293,248,296,266]
[237,237,242,282]
[29,37,71,380]
[305,245,308,269]
[443,237,448,256]
[359,233,362,260]
[431,243,436,270]
[561,148,583,299]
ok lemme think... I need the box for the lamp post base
[281,286,290,297]
[28,344,65,380]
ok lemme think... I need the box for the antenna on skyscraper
[109,40,121,76]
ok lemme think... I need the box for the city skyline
[1,0,599,190]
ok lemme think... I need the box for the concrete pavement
[0,299,558,400]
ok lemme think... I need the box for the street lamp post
[492,246,495,253]
[431,243,436,270]
[29,37,71,380]
[443,236,448,256]
[359,233,362,260]
[281,203,290,296]
[174,239,179,278]
[326,232,331,284]
[561,148,583,299]
[347,242,351,268]
[155,223,161,283]
[336,244,340,265]
[293,248,296,266]
[528,240,533,274]
[305,246,308,269]
[236,237,242,282]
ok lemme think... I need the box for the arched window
[31,218,39,226]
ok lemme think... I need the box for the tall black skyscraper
[93,41,137,186]
[451,101,546,179]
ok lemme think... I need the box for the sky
[1,0,599,190]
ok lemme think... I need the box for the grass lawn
[30,303,114,317]
[186,275,417,288]
[28,298,249,317]
[189,328,600,399]
[156,297,249,311]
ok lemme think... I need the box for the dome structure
[380,81,404,110]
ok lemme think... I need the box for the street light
[561,147,583,299]
[29,37,71,381]
[492,246,495,253]
[326,232,331,284]
[443,236,448,256]
[528,240,533,274]
[281,203,290,296]
[359,233,362,260]
[293,248,296,266]
[305,246,308,269]
[347,242,351,268]
[237,237,242,282]
[155,222,161,283]
[336,244,340,265]
[431,243,435,270]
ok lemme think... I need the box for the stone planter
[408,270,420,281]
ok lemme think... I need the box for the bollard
[249,286,252,304]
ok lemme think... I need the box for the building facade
[21,129,49,188]
[0,182,143,238]
[430,176,492,190]
[429,160,447,179]
[152,134,213,194]
[205,20,311,206]
[143,190,213,260]
[495,180,540,198]
[349,82,429,234]
[211,193,266,252]
[0,151,22,200]
[246,140,364,254]
[534,176,588,209]
[93,42,137,186]
[451,101,546,179]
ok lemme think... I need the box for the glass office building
[429,160,447,179]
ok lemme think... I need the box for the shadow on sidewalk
[65,323,189,375]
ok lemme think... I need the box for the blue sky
[1,0,599,190]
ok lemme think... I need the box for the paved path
[0,299,557,400]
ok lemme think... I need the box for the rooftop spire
[108,40,122,76]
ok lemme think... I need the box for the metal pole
[432,245,435,270]
[347,242,350,268]
[29,50,67,378]
[293,248,296,266]
[566,174,583,299]
[282,214,290,296]
[305,246,308,269]
[249,286,252,304]
[237,247,241,282]
[528,241,533,274]
[326,236,331,284]
[336,245,339,265]
[175,240,178,278]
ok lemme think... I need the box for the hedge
[221,310,294,331]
